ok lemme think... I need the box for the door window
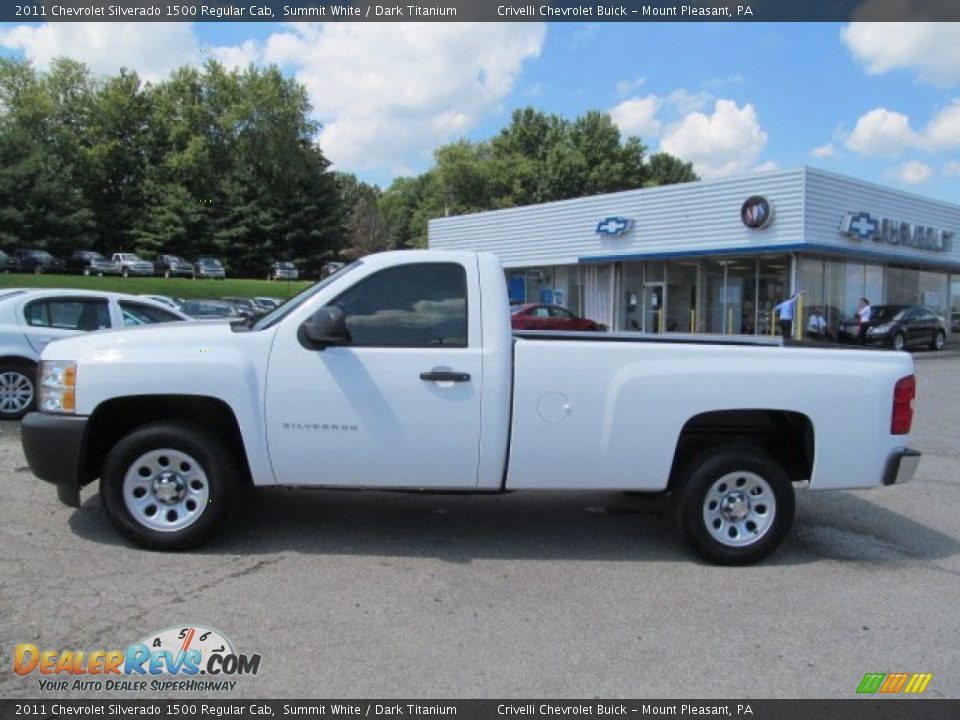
[25,299,110,330]
[118,301,185,326]
[330,263,467,347]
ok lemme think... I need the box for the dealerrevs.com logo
[14,625,261,693]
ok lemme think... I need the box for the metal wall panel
[803,167,960,267]
[429,169,806,267]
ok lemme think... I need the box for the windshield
[119,254,142,261]
[872,306,907,323]
[198,258,221,266]
[252,261,361,331]
[278,262,295,269]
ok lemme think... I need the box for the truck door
[264,261,483,488]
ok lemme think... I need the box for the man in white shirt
[807,307,831,340]
[856,297,872,344]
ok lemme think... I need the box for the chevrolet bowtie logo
[843,211,879,241]
[596,217,634,236]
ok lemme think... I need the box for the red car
[510,303,600,331]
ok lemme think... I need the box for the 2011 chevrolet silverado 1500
[21,251,921,564]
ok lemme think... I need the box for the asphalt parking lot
[1,350,958,700]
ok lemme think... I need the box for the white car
[0,289,190,419]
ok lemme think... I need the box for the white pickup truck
[22,251,921,564]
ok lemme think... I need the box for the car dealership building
[428,167,960,336]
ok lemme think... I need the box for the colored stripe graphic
[904,674,933,694]
[857,673,885,694]
[858,672,933,694]
[880,672,910,693]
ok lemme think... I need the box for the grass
[0,273,313,301]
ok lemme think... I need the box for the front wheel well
[668,409,814,490]
[82,395,251,488]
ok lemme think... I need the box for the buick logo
[596,217,634,237]
[741,196,773,229]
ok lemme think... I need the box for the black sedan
[839,304,947,351]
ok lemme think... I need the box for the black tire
[674,445,795,565]
[100,422,240,550]
[0,361,36,420]
[33,265,42,275]
[892,333,905,351]
[82,267,91,276]
[931,330,945,351]
[122,268,129,278]
[164,269,170,279]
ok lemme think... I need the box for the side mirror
[299,306,347,349]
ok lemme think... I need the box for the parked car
[194,258,226,280]
[838,304,947,351]
[0,250,21,273]
[14,249,65,274]
[21,250,920,565]
[951,311,960,334]
[179,299,243,320]
[111,253,154,277]
[510,303,601,331]
[268,261,298,281]
[252,296,283,311]
[138,294,182,311]
[221,297,266,320]
[154,254,195,279]
[66,250,121,276]
[0,289,189,419]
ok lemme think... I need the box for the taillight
[891,374,915,435]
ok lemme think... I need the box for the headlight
[39,360,76,414]
[869,323,893,335]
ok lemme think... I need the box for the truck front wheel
[675,446,794,565]
[100,422,239,550]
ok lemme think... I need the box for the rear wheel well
[669,409,813,490]
[82,396,251,488]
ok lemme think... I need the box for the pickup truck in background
[21,251,921,564]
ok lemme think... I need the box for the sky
[0,21,958,203]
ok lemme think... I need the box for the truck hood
[39,321,247,362]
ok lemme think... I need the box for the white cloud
[845,101,960,155]
[666,89,710,115]
[616,76,645,96]
[944,160,960,176]
[811,143,836,158]
[609,95,662,138]
[845,108,920,155]
[753,160,779,173]
[841,22,960,86]
[262,23,546,174]
[208,40,262,69]
[889,160,933,184]
[0,22,197,82]
[659,99,768,178]
[923,99,960,149]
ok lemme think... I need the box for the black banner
[4,0,960,23]
[1,700,960,720]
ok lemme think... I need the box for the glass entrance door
[644,284,665,333]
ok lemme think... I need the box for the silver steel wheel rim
[0,371,34,414]
[935,333,944,349]
[894,334,904,351]
[123,448,210,533]
[702,470,776,548]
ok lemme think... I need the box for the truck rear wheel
[675,446,794,565]
[100,422,239,550]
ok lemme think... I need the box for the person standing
[774,291,803,340]
[856,297,872,344]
